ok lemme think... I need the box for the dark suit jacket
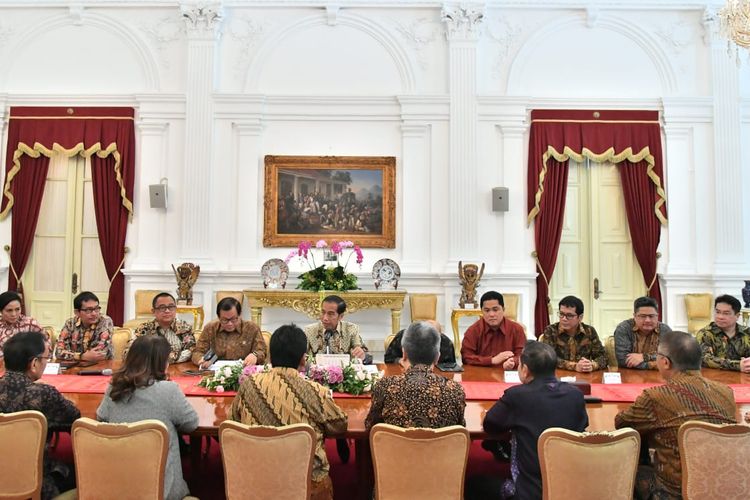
[483,376,589,500]
[384,329,456,364]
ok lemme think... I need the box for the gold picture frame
[263,155,396,248]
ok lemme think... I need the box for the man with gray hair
[616,330,736,499]
[365,321,466,429]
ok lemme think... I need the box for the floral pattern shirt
[540,321,608,371]
[129,318,196,363]
[365,364,466,430]
[56,315,114,361]
[0,314,45,358]
[696,321,750,371]
[304,320,364,357]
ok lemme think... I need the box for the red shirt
[461,317,527,367]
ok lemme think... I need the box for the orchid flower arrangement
[284,240,363,291]
[306,358,380,395]
[198,362,271,392]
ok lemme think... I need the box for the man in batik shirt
[56,291,113,361]
[231,324,347,500]
[614,296,672,369]
[304,295,368,361]
[366,321,465,430]
[0,331,80,498]
[696,294,750,372]
[540,295,607,372]
[616,330,735,499]
[128,292,195,363]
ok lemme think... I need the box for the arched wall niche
[246,13,416,94]
[506,15,678,97]
[1,12,160,92]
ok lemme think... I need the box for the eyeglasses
[635,314,658,320]
[30,354,52,363]
[154,305,177,312]
[79,306,101,313]
[219,317,239,325]
[558,312,580,320]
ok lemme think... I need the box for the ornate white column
[399,120,431,273]
[180,2,222,263]
[442,3,484,265]
[703,10,746,274]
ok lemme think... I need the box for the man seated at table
[56,291,114,362]
[461,291,526,368]
[696,294,750,373]
[483,341,588,500]
[384,319,456,365]
[614,296,672,370]
[366,321,465,429]
[192,297,266,369]
[540,295,607,372]
[127,292,195,363]
[615,330,736,499]
[304,294,369,363]
[230,324,347,500]
[0,331,80,498]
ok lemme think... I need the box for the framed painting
[263,155,396,248]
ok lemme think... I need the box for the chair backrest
[111,327,132,361]
[409,293,437,322]
[684,293,712,334]
[134,289,163,318]
[538,427,640,500]
[72,417,169,500]
[0,410,47,500]
[503,293,520,322]
[216,291,244,307]
[261,331,272,350]
[605,335,617,368]
[42,326,57,345]
[679,421,750,500]
[370,423,470,500]
[219,422,316,500]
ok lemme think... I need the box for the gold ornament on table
[172,262,200,305]
[458,261,485,309]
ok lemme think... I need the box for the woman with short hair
[0,290,44,358]
[97,335,199,500]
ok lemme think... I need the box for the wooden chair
[679,421,750,500]
[219,422,316,500]
[111,327,132,361]
[538,427,640,500]
[503,293,520,322]
[0,410,47,500]
[215,291,244,307]
[261,330,272,351]
[122,289,163,329]
[71,417,169,500]
[605,335,617,368]
[409,293,437,322]
[684,293,712,334]
[370,423,470,500]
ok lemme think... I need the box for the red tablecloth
[37,374,750,404]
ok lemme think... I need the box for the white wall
[0,0,748,350]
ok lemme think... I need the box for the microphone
[324,330,334,355]
[78,368,113,376]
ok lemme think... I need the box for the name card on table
[504,371,521,383]
[603,372,622,384]
[43,363,61,375]
[315,354,351,368]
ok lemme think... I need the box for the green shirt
[696,321,750,371]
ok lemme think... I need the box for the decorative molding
[701,7,720,46]
[181,2,223,39]
[655,19,695,54]
[584,6,600,29]
[393,17,441,70]
[441,4,484,41]
[485,16,524,80]
[326,4,341,26]
[226,15,268,81]
[68,4,86,26]
[139,15,185,70]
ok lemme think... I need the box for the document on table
[209,360,242,371]
[43,363,61,375]
[504,371,521,383]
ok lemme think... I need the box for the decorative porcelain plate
[261,258,289,289]
[372,258,400,290]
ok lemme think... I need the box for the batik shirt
[304,320,364,357]
[614,319,672,369]
[56,315,114,361]
[696,321,750,371]
[130,318,196,363]
[0,371,81,499]
[540,322,608,371]
[0,314,45,358]
[191,319,266,365]
[365,364,466,430]
[615,371,736,497]
[230,367,348,482]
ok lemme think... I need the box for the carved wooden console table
[243,289,407,334]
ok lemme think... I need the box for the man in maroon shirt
[461,291,527,368]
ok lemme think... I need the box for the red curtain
[1,107,135,324]
[527,110,668,333]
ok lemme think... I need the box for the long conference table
[5,361,750,499]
